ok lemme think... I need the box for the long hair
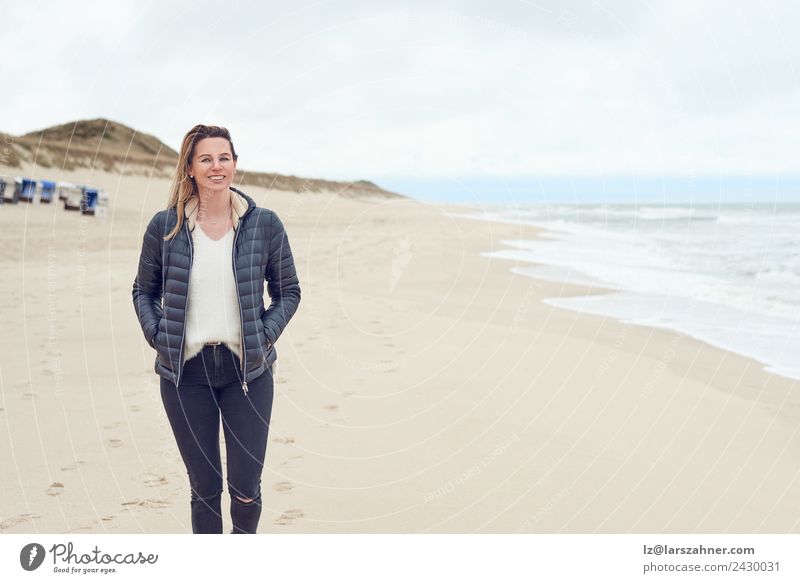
[164,124,239,240]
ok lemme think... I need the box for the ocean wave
[635,206,718,221]
[753,269,800,287]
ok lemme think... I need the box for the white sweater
[182,225,243,364]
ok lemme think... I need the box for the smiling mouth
[209,175,226,181]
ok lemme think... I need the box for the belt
[204,341,223,346]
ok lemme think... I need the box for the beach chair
[4,178,20,203]
[39,180,56,204]
[18,178,37,203]
[80,187,99,215]
[63,184,83,211]
[58,181,75,201]
[94,189,109,218]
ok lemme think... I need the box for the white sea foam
[463,203,800,382]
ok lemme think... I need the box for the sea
[457,203,800,382]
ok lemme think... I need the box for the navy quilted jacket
[132,187,301,391]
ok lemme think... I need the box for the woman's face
[189,137,237,195]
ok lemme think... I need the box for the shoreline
[447,206,800,385]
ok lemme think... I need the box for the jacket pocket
[153,320,172,366]
[258,312,271,349]
[151,317,164,346]
[146,323,159,348]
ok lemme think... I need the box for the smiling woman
[189,138,238,239]
[191,139,236,191]
[132,124,302,534]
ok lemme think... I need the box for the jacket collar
[183,187,252,232]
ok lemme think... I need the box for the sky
[2,0,799,202]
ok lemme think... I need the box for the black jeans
[160,343,274,534]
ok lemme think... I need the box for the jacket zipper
[175,219,193,389]
[232,222,248,396]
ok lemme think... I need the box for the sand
[1,168,799,533]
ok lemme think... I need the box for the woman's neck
[195,189,231,224]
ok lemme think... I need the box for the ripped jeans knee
[230,488,262,534]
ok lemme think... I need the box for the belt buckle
[205,341,222,347]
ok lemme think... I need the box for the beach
[1,170,799,533]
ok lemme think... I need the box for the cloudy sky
[3,0,799,201]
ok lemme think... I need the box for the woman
[132,124,301,534]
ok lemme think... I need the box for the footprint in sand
[273,436,295,445]
[0,513,41,531]
[129,404,142,412]
[343,391,357,397]
[278,455,304,469]
[103,421,123,429]
[273,481,294,493]
[101,516,115,522]
[46,482,64,496]
[323,404,339,412]
[65,524,101,533]
[121,498,170,509]
[141,473,168,487]
[107,439,124,448]
[22,392,36,400]
[60,461,86,471]
[274,508,304,525]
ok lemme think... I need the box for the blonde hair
[164,124,239,240]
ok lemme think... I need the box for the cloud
[2,0,798,179]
